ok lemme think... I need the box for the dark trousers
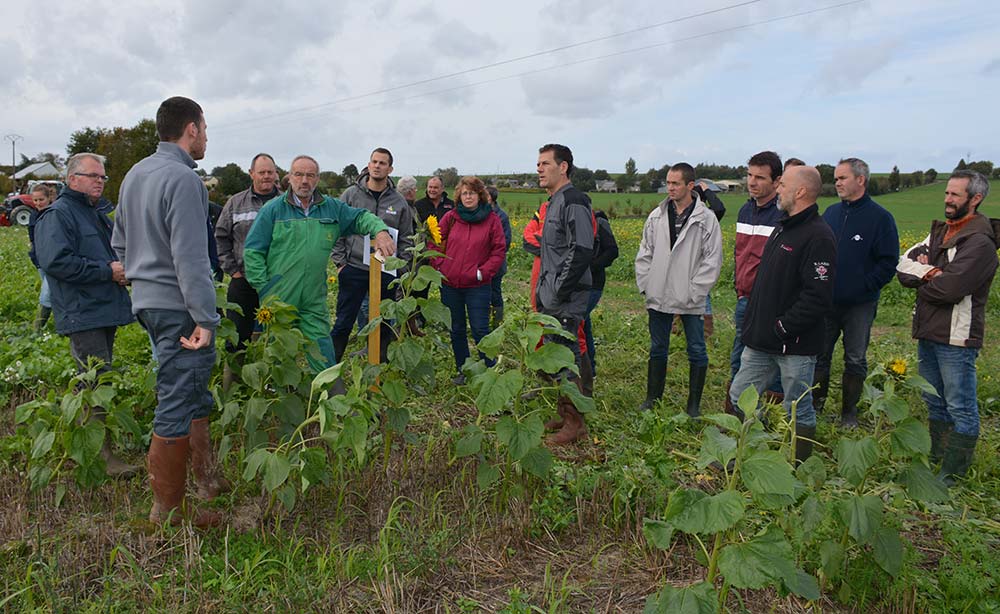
[441,284,494,372]
[648,309,708,366]
[226,275,260,352]
[490,263,506,321]
[69,327,116,375]
[816,300,878,377]
[582,288,603,373]
[138,309,216,438]
[331,265,397,361]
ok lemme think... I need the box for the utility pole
[4,134,23,192]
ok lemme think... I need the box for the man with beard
[897,170,998,486]
[729,165,836,464]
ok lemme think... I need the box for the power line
[214,0,764,131]
[215,0,864,134]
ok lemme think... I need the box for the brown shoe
[189,418,232,500]
[546,398,587,446]
[148,434,221,528]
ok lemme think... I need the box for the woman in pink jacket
[430,176,507,384]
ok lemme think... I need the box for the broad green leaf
[220,400,241,428]
[299,447,330,491]
[905,374,938,398]
[241,361,269,392]
[495,415,544,461]
[110,405,143,439]
[309,362,343,395]
[28,465,53,492]
[890,417,931,458]
[795,454,827,490]
[883,395,910,423]
[528,312,575,338]
[455,425,484,458]
[88,385,116,409]
[837,494,882,545]
[272,361,302,388]
[263,453,291,492]
[559,380,596,414]
[736,385,760,416]
[700,413,742,433]
[820,540,845,581]
[54,483,67,508]
[718,525,794,590]
[642,519,676,551]
[784,569,821,601]
[800,495,826,534]
[419,298,451,327]
[871,527,903,577]
[242,448,270,481]
[670,490,745,535]
[388,338,425,372]
[515,323,544,354]
[835,437,878,487]
[525,343,577,374]
[697,426,737,469]
[413,266,445,292]
[385,407,410,434]
[275,483,297,511]
[15,400,42,424]
[380,379,407,406]
[643,581,717,614]
[518,446,553,479]
[899,461,949,503]
[60,393,83,423]
[741,449,795,497]
[243,397,270,431]
[476,462,500,490]
[218,435,233,463]
[272,395,305,427]
[30,430,55,460]
[475,325,505,359]
[340,414,369,465]
[475,370,523,415]
[68,420,104,465]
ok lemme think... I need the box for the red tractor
[1,180,65,226]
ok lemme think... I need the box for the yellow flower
[328,275,337,284]
[426,215,443,245]
[886,358,908,380]
[255,306,274,325]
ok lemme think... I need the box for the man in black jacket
[583,209,619,376]
[413,176,454,223]
[729,165,836,463]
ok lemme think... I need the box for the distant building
[595,180,618,193]
[203,176,220,190]
[14,161,61,179]
[714,179,745,192]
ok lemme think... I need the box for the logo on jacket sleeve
[814,262,830,280]
[852,234,863,241]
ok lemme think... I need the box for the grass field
[0,184,998,612]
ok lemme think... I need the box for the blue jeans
[730,296,782,392]
[582,289,603,373]
[705,293,712,315]
[648,309,707,367]
[730,347,817,427]
[816,301,878,377]
[918,339,980,437]
[137,309,216,438]
[441,284,494,373]
[37,268,51,308]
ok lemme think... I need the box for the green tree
[955,158,968,171]
[67,118,158,204]
[910,170,924,187]
[342,164,359,183]
[320,171,346,194]
[624,157,637,177]
[967,160,994,176]
[593,169,610,181]
[211,163,251,197]
[432,166,460,188]
[925,168,938,183]
[888,165,900,192]
[67,127,103,157]
[816,164,836,185]
[573,167,596,192]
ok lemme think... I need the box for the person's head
[456,176,489,210]
[426,176,443,201]
[747,151,782,204]
[397,175,417,201]
[30,184,53,209]
[834,157,869,202]
[666,163,696,205]
[249,153,278,194]
[486,185,499,205]
[776,165,821,214]
[944,169,990,221]
[156,96,206,160]
[288,155,320,201]
[537,144,573,192]
[368,148,393,182]
[784,157,805,171]
[65,153,108,202]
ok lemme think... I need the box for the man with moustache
[897,170,998,486]
[729,165,836,464]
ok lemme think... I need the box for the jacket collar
[283,189,325,209]
[780,203,819,228]
[58,186,111,210]
[155,141,197,169]
[842,192,873,208]
[936,213,997,248]
[356,169,396,195]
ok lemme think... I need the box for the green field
[0,184,998,611]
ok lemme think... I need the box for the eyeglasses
[291,172,318,180]
[74,172,109,181]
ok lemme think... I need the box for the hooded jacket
[36,188,134,335]
[635,195,723,314]
[896,213,999,348]
[536,183,594,319]
[822,193,899,305]
[332,171,414,273]
[430,206,507,288]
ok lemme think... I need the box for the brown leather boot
[547,397,587,446]
[148,434,221,528]
[189,418,232,500]
[544,403,565,431]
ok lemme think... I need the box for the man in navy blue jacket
[815,158,899,427]
[36,153,137,478]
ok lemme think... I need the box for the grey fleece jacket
[111,142,221,329]
[331,171,414,272]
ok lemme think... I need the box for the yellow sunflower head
[885,358,908,380]
[255,306,275,325]
[426,215,443,245]
[328,275,337,285]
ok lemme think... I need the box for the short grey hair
[837,157,870,186]
[950,169,990,202]
[427,175,443,186]
[397,175,417,193]
[65,153,106,180]
[289,155,319,172]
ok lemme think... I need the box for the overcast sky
[3,0,998,177]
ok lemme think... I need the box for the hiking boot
[639,358,667,412]
[686,364,708,418]
[939,432,977,487]
[148,434,221,528]
[929,419,952,466]
[189,417,231,500]
[547,397,586,446]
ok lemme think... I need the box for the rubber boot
[91,409,139,479]
[840,373,864,428]
[812,368,830,415]
[544,404,565,431]
[547,397,586,445]
[331,333,350,364]
[34,305,51,332]
[686,364,708,418]
[794,424,817,465]
[579,355,594,399]
[148,434,221,528]
[939,432,977,487]
[189,417,231,500]
[725,381,747,421]
[703,314,714,338]
[928,419,953,466]
[639,358,668,411]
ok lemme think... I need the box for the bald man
[728,166,836,463]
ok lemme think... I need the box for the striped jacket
[896,214,999,348]
[734,195,782,298]
[215,187,279,275]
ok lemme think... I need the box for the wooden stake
[368,252,383,366]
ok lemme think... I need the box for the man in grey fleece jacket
[112,96,225,528]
